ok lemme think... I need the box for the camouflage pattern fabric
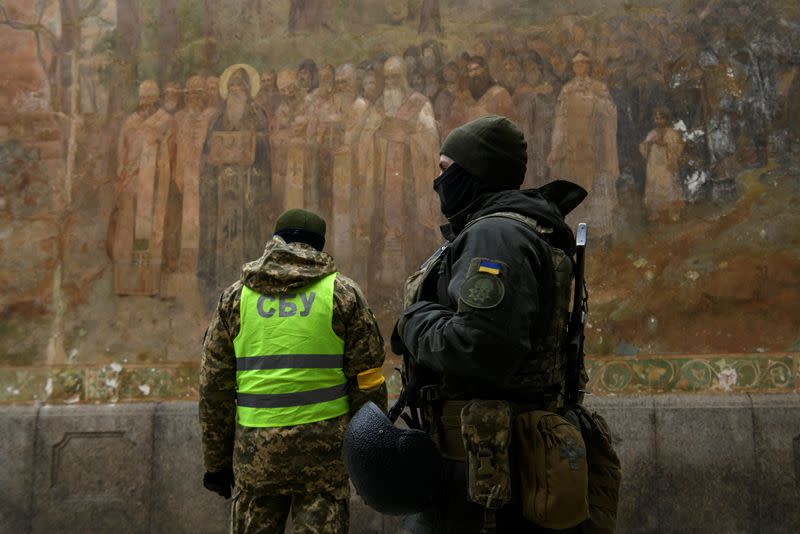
[230,490,348,534]
[200,235,387,496]
[460,399,513,509]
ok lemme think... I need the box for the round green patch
[459,273,505,309]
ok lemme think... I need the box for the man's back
[200,209,386,534]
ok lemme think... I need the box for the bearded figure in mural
[200,65,270,294]
[256,69,283,126]
[548,51,619,243]
[449,56,516,133]
[108,80,175,296]
[361,56,439,295]
[161,75,218,296]
[270,69,312,215]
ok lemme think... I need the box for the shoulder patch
[460,273,504,309]
[459,258,507,310]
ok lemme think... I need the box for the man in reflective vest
[200,208,387,533]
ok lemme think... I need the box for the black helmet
[343,402,443,515]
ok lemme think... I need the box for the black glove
[203,468,234,499]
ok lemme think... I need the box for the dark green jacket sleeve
[400,218,547,384]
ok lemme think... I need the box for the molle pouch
[514,410,589,529]
[460,400,513,510]
[570,405,621,534]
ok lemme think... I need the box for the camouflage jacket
[200,236,387,497]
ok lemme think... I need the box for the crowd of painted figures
[107,5,800,303]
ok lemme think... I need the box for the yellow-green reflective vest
[233,273,348,428]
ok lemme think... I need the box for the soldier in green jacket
[200,208,387,534]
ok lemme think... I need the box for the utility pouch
[569,405,621,534]
[514,410,589,529]
[460,400,513,511]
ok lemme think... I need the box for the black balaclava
[433,162,505,220]
[434,115,528,228]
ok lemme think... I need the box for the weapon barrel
[566,223,587,405]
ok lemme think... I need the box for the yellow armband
[357,367,385,390]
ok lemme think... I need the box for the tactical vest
[233,272,349,427]
[403,212,574,400]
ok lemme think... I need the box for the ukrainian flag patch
[478,260,501,275]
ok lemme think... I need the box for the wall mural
[1,0,799,400]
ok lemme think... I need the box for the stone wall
[2,395,799,533]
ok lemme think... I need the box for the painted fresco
[1,0,799,399]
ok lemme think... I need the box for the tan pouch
[515,410,589,529]
[571,405,621,534]
[460,400,513,510]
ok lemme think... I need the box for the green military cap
[274,208,326,250]
[440,115,528,189]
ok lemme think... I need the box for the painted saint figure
[256,69,283,128]
[271,69,312,215]
[362,57,440,294]
[108,80,175,296]
[513,57,556,188]
[201,65,270,294]
[162,76,218,295]
[450,56,516,130]
[308,64,337,221]
[640,107,685,221]
[548,51,619,243]
[327,64,368,278]
[205,76,222,113]
[433,61,461,138]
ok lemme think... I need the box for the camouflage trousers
[230,490,349,534]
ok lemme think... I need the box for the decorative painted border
[0,353,797,404]
[0,363,198,404]
[585,353,797,395]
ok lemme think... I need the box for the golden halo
[219,63,261,99]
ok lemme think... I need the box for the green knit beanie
[440,115,527,188]
[274,208,326,250]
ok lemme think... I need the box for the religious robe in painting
[362,92,440,293]
[162,105,217,296]
[108,108,175,296]
[323,95,368,279]
[354,102,383,295]
[450,84,516,128]
[549,77,619,239]
[270,100,312,215]
[640,127,685,215]
[308,90,337,224]
[200,105,270,293]
[513,82,556,189]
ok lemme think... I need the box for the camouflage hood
[240,235,337,295]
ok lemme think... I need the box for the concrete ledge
[31,404,156,534]
[1,395,798,533]
[0,405,37,533]
[150,402,228,534]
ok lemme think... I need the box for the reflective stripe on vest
[233,272,348,428]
